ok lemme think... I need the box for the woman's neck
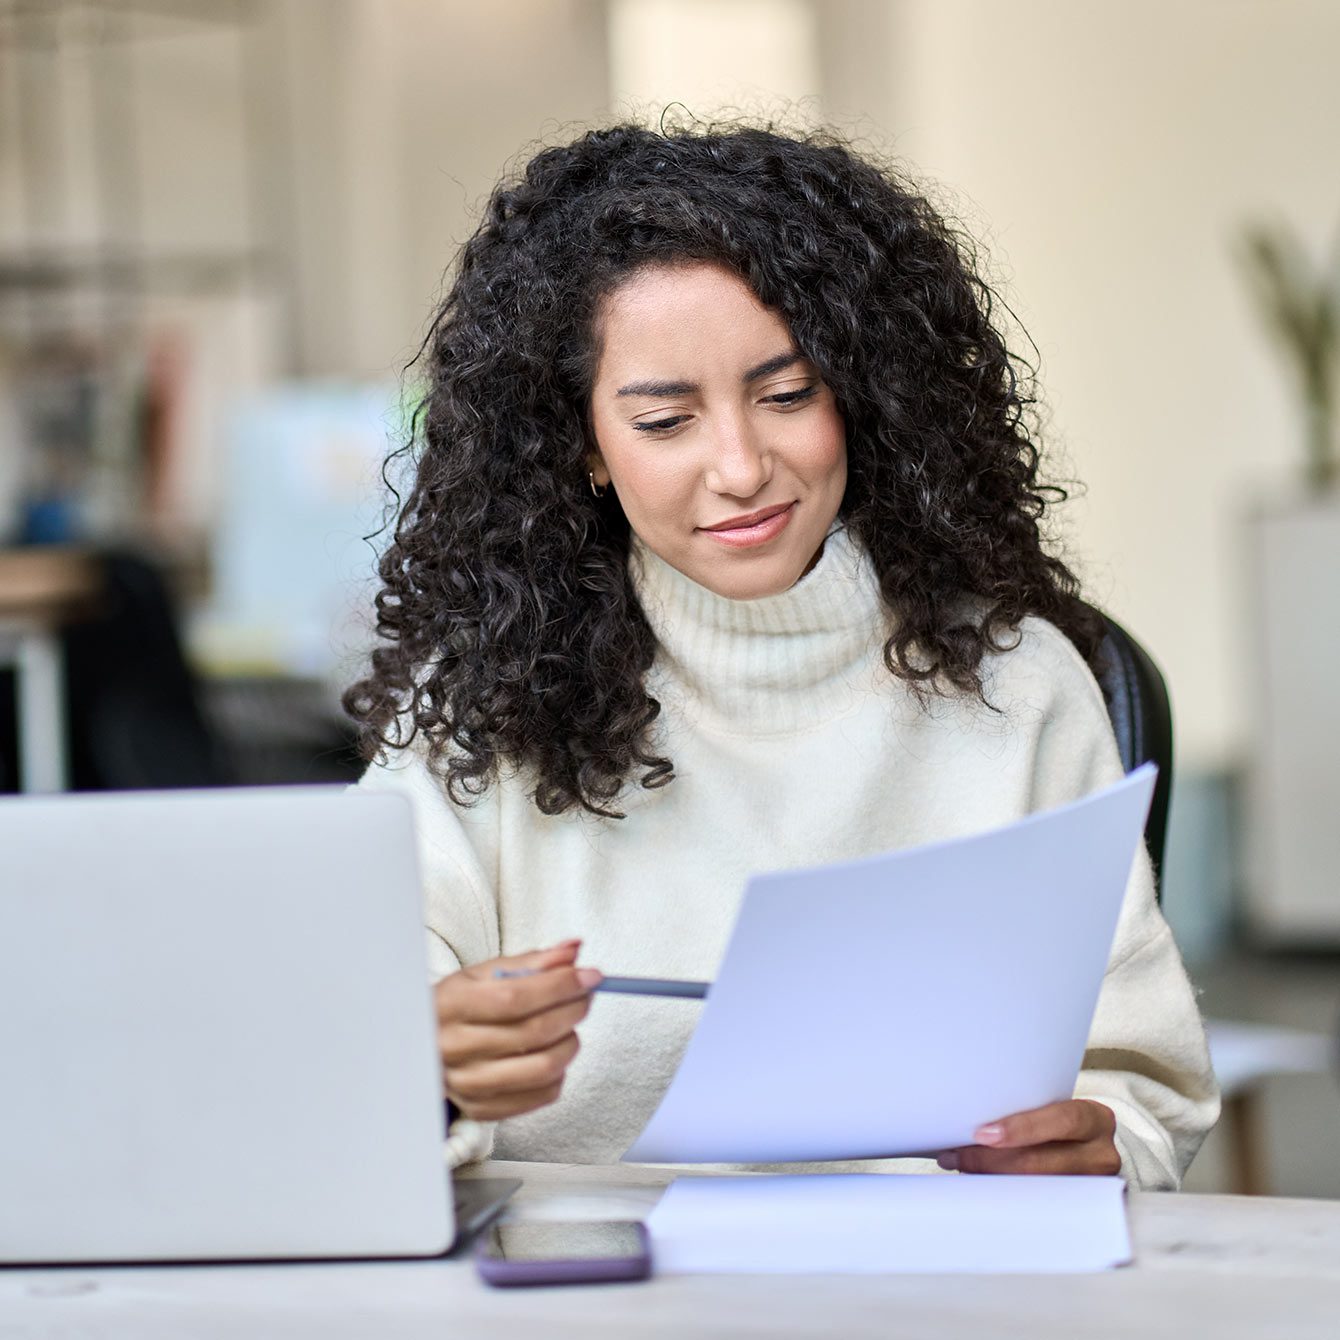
[628,523,891,735]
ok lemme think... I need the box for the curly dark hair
[343,119,1108,820]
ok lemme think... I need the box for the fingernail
[975,1123,1004,1145]
[576,968,603,989]
[937,1152,959,1171]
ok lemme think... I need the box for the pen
[493,967,709,999]
[596,976,710,999]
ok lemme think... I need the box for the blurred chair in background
[61,550,236,791]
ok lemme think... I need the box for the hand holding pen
[432,939,602,1122]
[433,939,711,1123]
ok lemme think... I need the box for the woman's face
[588,262,847,600]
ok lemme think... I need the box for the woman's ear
[587,455,611,489]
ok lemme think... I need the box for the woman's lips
[699,501,796,548]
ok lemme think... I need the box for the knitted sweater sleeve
[1013,619,1221,1189]
[353,743,502,1167]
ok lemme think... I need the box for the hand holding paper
[624,765,1157,1164]
[939,1097,1122,1175]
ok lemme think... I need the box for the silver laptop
[0,786,514,1264]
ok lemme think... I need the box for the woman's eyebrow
[615,350,803,399]
[741,349,803,382]
[616,376,697,398]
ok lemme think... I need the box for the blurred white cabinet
[1243,496,1340,942]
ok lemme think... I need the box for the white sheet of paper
[625,765,1156,1164]
[645,1174,1132,1274]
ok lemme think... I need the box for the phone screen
[480,1221,646,1262]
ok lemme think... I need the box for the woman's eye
[763,385,819,407]
[633,415,690,434]
[630,386,816,433]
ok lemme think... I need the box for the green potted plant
[1239,222,1338,494]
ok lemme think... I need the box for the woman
[345,121,1219,1187]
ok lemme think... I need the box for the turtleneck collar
[628,522,892,736]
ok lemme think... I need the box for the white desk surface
[2,1160,1338,1339]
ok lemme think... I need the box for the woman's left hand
[936,1099,1121,1175]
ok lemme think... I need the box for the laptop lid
[0,786,453,1264]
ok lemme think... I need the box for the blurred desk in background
[0,547,101,792]
[1208,1019,1335,1197]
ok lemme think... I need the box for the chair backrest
[61,549,236,790]
[1079,605,1174,894]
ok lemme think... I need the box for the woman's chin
[689,548,820,601]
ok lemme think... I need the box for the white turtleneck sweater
[355,524,1219,1188]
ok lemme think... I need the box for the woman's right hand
[433,939,601,1122]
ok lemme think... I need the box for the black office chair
[1077,604,1174,897]
[60,550,237,791]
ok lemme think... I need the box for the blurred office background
[1,0,1337,1194]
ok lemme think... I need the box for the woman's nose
[704,419,772,497]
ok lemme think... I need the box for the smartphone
[474,1219,652,1287]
